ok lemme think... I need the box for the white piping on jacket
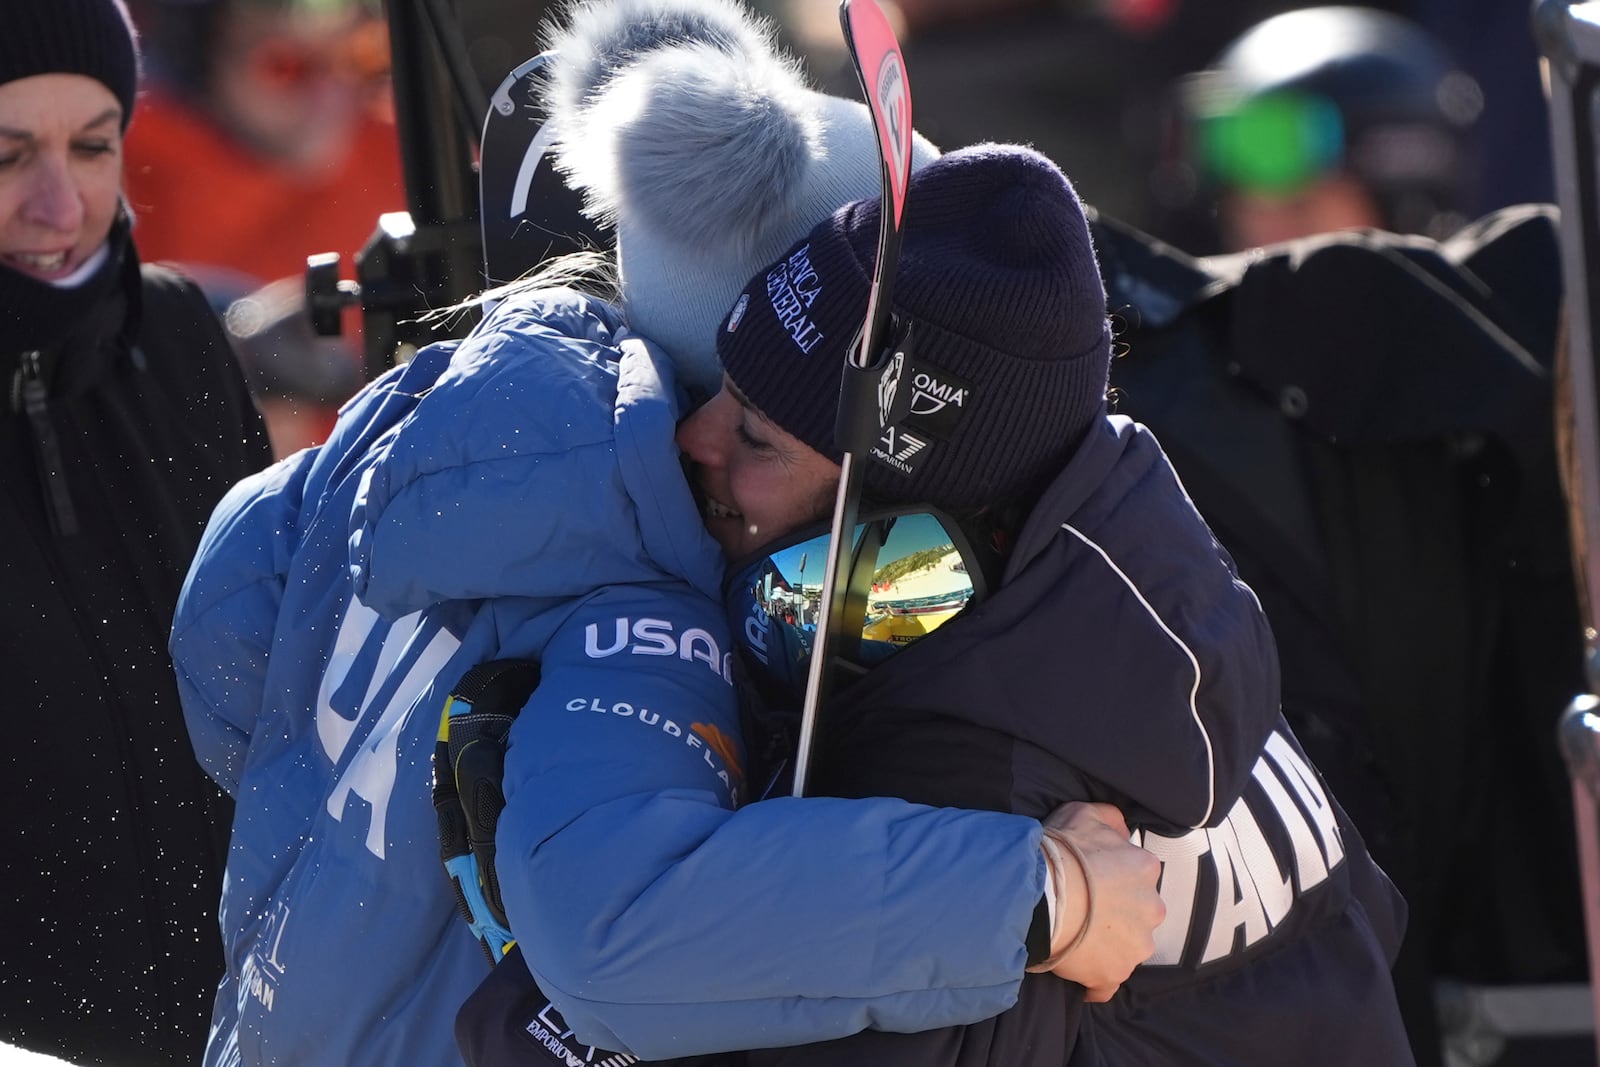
[1063,523,1216,829]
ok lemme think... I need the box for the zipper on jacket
[12,350,79,537]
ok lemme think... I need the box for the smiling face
[0,74,123,282]
[676,380,842,561]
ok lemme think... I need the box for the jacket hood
[345,289,725,619]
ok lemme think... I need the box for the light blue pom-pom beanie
[541,0,940,399]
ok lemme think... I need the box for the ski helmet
[1177,6,1482,237]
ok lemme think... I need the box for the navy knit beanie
[0,0,141,130]
[717,143,1112,511]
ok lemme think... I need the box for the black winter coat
[0,237,272,1066]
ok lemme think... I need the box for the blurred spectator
[1157,6,1482,253]
[222,276,365,457]
[767,0,1548,250]
[121,0,404,285]
[773,0,1407,234]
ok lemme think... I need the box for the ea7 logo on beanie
[764,244,826,354]
[871,425,931,475]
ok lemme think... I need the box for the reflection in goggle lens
[726,508,985,696]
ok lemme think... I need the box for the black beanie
[717,143,1112,511]
[0,0,141,130]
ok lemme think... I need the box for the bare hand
[1026,801,1164,1002]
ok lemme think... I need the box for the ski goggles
[724,504,988,697]
[1188,86,1346,194]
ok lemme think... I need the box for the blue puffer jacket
[170,290,1052,1067]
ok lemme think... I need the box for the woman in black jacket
[0,2,273,1063]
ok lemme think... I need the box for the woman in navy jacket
[663,143,1413,1066]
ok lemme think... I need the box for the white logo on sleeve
[241,899,293,1013]
[523,997,639,1066]
[1139,730,1346,968]
[583,616,733,685]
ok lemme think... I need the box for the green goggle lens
[1196,91,1345,194]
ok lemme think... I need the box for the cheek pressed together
[676,380,842,561]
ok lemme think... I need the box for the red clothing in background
[122,89,406,283]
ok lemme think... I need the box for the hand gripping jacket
[170,290,1054,1067]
